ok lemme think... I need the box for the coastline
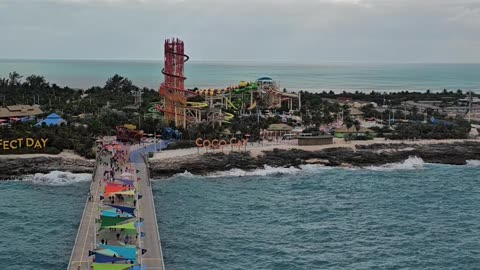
[149,139,480,178]
[0,150,95,180]
[1,139,479,180]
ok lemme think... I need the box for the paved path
[68,143,164,270]
[68,163,104,270]
[132,146,165,270]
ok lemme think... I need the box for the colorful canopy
[107,204,135,216]
[94,253,128,263]
[99,244,137,261]
[101,209,133,218]
[92,263,133,270]
[115,178,135,185]
[114,190,136,196]
[95,249,118,257]
[100,216,133,229]
[105,185,131,197]
[104,221,136,230]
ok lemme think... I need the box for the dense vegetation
[0,72,161,157]
[387,120,471,140]
[0,72,475,158]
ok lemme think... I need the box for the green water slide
[232,83,257,94]
[144,102,163,119]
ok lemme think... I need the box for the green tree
[8,71,22,86]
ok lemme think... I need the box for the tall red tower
[159,38,191,127]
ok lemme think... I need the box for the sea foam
[19,171,91,185]
[365,156,425,171]
[466,160,480,167]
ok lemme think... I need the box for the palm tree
[8,72,22,86]
[25,75,48,89]
[345,117,354,130]
[353,119,361,137]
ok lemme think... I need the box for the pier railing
[140,149,166,270]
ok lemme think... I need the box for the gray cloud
[0,0,479,62]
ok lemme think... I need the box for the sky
[0,0,479,62]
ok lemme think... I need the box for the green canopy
[100,216,132,229]
[92,263,133,270]
[105,221,136,230]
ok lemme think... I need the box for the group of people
[94,141,141,264]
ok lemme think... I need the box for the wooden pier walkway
[68,143,164,270]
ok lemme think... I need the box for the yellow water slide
[247,101,257,110]
[186,102,209,108]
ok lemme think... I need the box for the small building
[349,108,365,121]
[298,135,334,146]
[36,113,67,127]
[334,126,375,138]
[0,105,43,120]
[263,123,294,140]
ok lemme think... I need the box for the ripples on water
[154,163,480,270]
[0,164,479,269]
[0,173,89,270]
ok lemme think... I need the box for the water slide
[247,101,257,110]
[223,112,234,123]
[186,102,208,108]
[226,99,238,110]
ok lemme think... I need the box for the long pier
[68,143,164,270]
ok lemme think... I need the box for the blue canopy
[107,204,136,216]
[36,113,66,126]
[99,244,137,262]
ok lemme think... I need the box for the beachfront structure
[36,113,67,127]
[0,105,43,120]
[349,108,365,121]
[334,126,375,138]
[298,135,334,146]
[262,124,294,140]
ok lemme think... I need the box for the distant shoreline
[1,60,479,92]
[147,139,480,178]
[1,139,479,180]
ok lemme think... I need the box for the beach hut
[266,124,294,140]
[36,113,67,127]
[334,126,375,138]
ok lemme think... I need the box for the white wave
[365,156,425,171]
[20,171,91,185]
[466,160,480,167]
[206,165,303,178]
[172,171,196,178]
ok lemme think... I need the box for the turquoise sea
[1,159,479,269]
[0,59,479,92]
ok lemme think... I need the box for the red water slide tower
[159,38,191,127]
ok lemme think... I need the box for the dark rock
[0,156,94,180]
[149,142,480,178]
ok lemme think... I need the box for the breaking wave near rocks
[18,171,91,185]
[365,156,425,171]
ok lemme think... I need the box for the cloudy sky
[0,0,479,62]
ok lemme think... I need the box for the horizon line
[1,57,480,65]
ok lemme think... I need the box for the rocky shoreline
[1,142,479,180]
[0,156,95,180]
[148,142,480,178]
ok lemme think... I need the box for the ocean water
[1,160,479,269]
[0,172,91,270]
[1,59,480,92]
